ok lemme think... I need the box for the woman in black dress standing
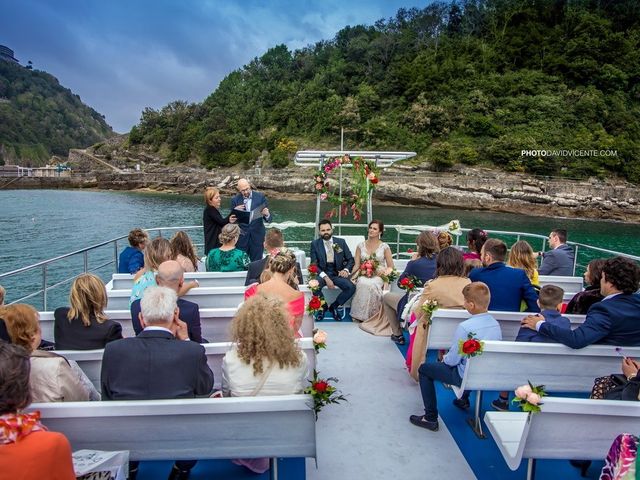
[203,186,236,255]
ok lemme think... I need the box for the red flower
[462,339,482,355]
[308,265,319,274]
[407,248,413,253]
[313,381,329,393]
[371,177,379,184]
[400,277,410,286]
[309,296,322,310]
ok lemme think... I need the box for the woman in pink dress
[244,248,304,337]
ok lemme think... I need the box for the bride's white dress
[350,241,393,336]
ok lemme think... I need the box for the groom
[309,219,356,321]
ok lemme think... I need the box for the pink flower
[320,193,328,200]
[313,329,327,344]
[315,183,323,190]
[367,172,376,180]
[515,385,532,399]
[526,392,541,405]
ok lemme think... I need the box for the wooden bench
[29,395,316,480]
[485,397,640,479]
[450,341,640,438]
[426,309,587,350]
[39,308,316,343]
[59,338,317,391]
[106,286,313,310]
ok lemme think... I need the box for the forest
[0,60,113,166]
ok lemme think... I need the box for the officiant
[230,178,273,261]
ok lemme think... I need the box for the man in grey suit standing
[309,219,356,321]
[538,229,574,276]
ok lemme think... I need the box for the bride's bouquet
[359,255,380,278]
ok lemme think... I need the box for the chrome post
[572,244,579,276]
[396,229,400,258]
[114,240,119,273]
[467,390,486,439]
[338,158,343,236]
[315,155,325,239]
[269,458,279,480]
[83,251,88,273]
[526,458,536,480]
[42,264,47,311]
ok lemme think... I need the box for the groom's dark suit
[310,236,356,308]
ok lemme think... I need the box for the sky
[1,0,427,133]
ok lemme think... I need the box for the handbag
[591,374,627,399]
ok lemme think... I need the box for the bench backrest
[59,338,316,391]
[106,286,312,310]
[29,395,316,461]
[485,397,640,470]
[426,310,586,350]
[538,275,583,294]
[452,341,640,397]
[39,308,315,343]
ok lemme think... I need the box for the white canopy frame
[294,150,416,236]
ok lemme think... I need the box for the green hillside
[128,0,640,182]
[0,59,113,166]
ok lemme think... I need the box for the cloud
[0,0,425,132]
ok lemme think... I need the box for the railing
[1,224,638,310]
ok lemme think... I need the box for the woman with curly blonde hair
[54,274,122,350]
[245,248,304,336]
[508,240,540,286]
[206,223,250,272]
[170,231,199,272]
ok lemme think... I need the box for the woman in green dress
[206,223,250,272]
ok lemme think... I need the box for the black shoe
[168,466,191,480]
[316,310,325,321]
[569,460,591,477]
[453,398,470,410]
[129,468,139,480]
[329,305,342,321]
[491,398,509,411]
[409,415,439,431]
[390,334,405,345]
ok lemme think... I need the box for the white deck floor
[306,322,476,480]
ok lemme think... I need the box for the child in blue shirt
[410,282,502,431]
[516,285,571,342]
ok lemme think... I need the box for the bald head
[156,260,184,292]
[237,178,252,198]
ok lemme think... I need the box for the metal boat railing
[1,223,638,310]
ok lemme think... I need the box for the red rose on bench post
[458,332,484,358]
[307,295,325,315]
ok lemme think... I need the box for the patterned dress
[206,248,250,272]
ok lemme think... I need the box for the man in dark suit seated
[130,260,205,342]
[309,219,356,321]
[521,255,640,348]
[102,286,214,480]
[538,228,574,276]
[469,238,540,313]
[244,228,303,287]
[230,178,272,262]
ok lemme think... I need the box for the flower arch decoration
[312,154,380,221]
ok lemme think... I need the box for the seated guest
[521,256,640,348]
[206,223,250,272]
[436,231,453,250]
[245,227,303,287]
[409,282,501,430]
[508,240,540,287]
[245,248,304,337]
[383,231,439,345]
[309,219,356,321]
[0,342,76,479]
[538,228,574,276]
[406,247,471,379]
[463,258,482,277]
[463,228,487,261]
[565,258,606,314]
[469,238,539,312]
[1,304,97,402]
[601,357,640,401]
[118,228,148,274]
[131,260,204,342]
[516,285,570,342]
[223,294,309,474]
[54,273,123,350]
[129,236,172,306]
[170,230,199,273]
[0,284,5,305]
[101,286,214,480]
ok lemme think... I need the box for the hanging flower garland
[312,154,380,221]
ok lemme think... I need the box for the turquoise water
[1,189,639,309]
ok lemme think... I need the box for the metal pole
[466,390,486,439]
[114,240,119,273]
[270,458,279,480]
[338,162,343,235]
[340,127,344,151]
[83,251,88,273]
[315,155,325,239]
[572,245,579,276]
[526,458,536,480]
[42,264,47,311]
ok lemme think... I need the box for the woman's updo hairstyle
[267,248,297,274]
[219,223,241,244]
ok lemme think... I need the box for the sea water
[1,189,639,309]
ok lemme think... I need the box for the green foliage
[126,0,640,182]
[0,60,113,165]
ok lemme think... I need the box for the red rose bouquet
[458,332,484,357]
[306,295,325,315]
[399,275,422,293]
[359,255,379,278]
[304,370,347,420]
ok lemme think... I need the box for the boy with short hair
[410,282,502,431]
[516,285,571,343]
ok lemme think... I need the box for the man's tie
[325,240,334,263]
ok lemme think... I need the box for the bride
[350,220,395,335]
